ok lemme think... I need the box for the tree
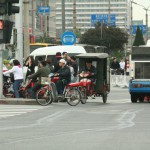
[79,23,128,53]
[133,26,145,46]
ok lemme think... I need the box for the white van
[23,45,86,79]
[29,45,86,65]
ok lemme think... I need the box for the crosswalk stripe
[0,105,48,119]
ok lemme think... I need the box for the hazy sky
[132,0,150,26]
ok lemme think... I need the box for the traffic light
[0,20,13,44]
[8,0,20,16]
[0,20,4,43]
[0,0,8,15]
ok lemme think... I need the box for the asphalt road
[0,87,150,150]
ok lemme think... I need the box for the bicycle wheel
[80,87,87,104]
[66,87,81,106]
[36,87,53,106]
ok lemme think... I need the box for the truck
[129,46,150,103]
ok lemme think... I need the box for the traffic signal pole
[0,43,5,98]
[15,0,23,66]
[23,0,30,59]
[0,15,5,98]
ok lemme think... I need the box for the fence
[110,75,130,88]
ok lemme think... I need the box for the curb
[0,98,38,105]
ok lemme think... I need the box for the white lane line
[0,105,48,119]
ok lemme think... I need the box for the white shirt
[119,61,125,70]
[3,66,23,80]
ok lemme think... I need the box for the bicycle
[36,77,53,106]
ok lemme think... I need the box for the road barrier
[110,75,130,88]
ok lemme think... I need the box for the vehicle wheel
[80,87,87,104]
[102,93,107,103]
[66,87,81,106]
[131,94,137,103]
[36,87,53,106]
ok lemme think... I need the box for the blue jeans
[31,83,42,99]
[13,79,23,98]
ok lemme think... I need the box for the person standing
[119,58,125,75]
[25,56,35,80]
[62,52,71,63]
[70,56,78,82]
[110,58,120,75]
[125,60,130,76]
[67,61,74,82]
[52,52,62,73]
[3,59,23,98]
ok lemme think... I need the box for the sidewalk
[0,98,38,105]
[0,86,128,105]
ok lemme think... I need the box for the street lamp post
[132,1,150,41]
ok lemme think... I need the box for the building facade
[28,0,130,38]
[55,0,130,37]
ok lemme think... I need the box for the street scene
[0,0,150,149]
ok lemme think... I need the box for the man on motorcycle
[55,59,71,95]
[28,61,50,99]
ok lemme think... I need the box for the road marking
[0,105,47,119]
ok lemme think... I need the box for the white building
[55,0,130,37]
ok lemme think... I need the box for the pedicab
[76,53,110,103]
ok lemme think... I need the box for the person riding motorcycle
[28,61,50,99]
[55,59,71,95]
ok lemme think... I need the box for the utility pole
[73,0,76,33]
[16,0,23,66]
[23,0,30,59]
[32,0,36,36]
[130,0,133,51]
[108,0,111,27]
[43,0,48,37]
[62,0,65,33]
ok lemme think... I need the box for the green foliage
[79,23,128,53]
[133,26,145,46]
[3,60,13,69]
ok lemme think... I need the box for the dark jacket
[110,61,120,70]
[72,61,78,77]
[52,57,62,73]
[28,66,50,84]
[57,65,71,83]
[25,63,35,78]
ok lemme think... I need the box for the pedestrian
[125,60,130,76]
[25,56,35,80]
[52,52,62,73]
[110,57,120,75]
[3,59,23,98]
[67,61,74,82]
[119,58,125,75]
[62,52,71,63]
[70,56,78,82]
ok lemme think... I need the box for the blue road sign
[38,6,50,14]
[131,25,146,34]
[61,32,76,45]
[91,14,116,27]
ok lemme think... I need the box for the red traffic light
[0,20,3,30]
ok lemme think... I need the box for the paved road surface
[0,87,150,150]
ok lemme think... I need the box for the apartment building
[28,0,130,38]
[55,0,129,37]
